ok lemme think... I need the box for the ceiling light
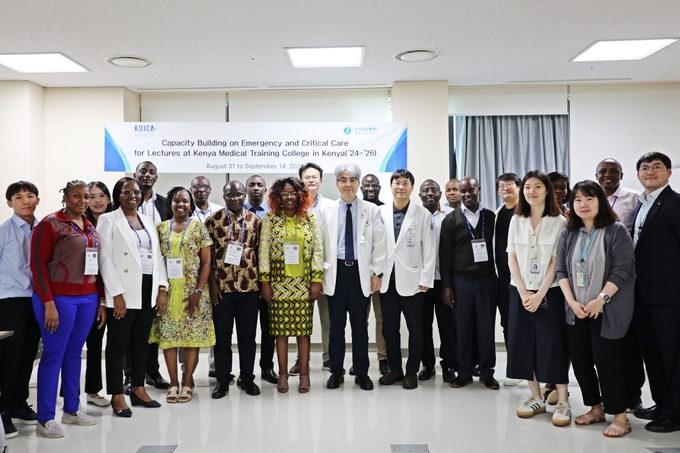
[394,49,440,62]
[107,56,152,68]
[572,39,677,62]
[0,53,88,73]
[286,47,364,68]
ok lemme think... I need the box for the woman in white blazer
[97,177,169,417]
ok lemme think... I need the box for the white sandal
[166,386,179,403]
[178,386,193,403]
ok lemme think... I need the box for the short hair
[390,169,415,185]
[111,177,139,208]
[362,173,378,183]
[420,179,441,192]
[167,186,196,217]
[246,174,266,185]
[516,170,562,218]
[298,162,323,179]
[85,181,114,224]
[5,180,39,201]
[191,175,211,185]
[596,158,623,173]
[334,163,361,180]
[268,177,311,217]
[548,171,572,201]
[496,173,521,190]
[636,151,672,171]
[135,161,157,172]
[566,180,618,230]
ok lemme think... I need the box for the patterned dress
[150,219,216,348]
[258,212,324,337]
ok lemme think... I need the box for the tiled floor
[7,351,680,453]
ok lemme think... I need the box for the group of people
[0,151,678,440]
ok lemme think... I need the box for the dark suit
[632,185,680,422]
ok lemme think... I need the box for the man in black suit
[631,152,680,433]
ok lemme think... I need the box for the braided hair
[60,180,87,206]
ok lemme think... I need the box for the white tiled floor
[8,351,680,453]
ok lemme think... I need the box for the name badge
[139,249,154,275]
[284,243,300,265]
[530,259,540,274]
[84,247,99,275]
[406,235,415,247]
[225,241,244,266]
[471,239,488,262]
[576,261,587,287]
[167,257,183,279]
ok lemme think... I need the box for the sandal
[277,374,289,393]
[299,374,310,394]
[178,385,193,403]
[603,419,631,438]
[166,386,179,404]
[575,409,606,426]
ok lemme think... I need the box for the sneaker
[1,410,18,439]
[10,403,38,425]
[516,396,547,418]
[36,420,65,438]
[503,378,523,387]
[86,394,111,407]
[552,402,572,427]
[61,410,97,426]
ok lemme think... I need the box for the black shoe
[472,365,481,377]
[378,370,405,385]
[403,373,418,389]
[450,375,473,388]
[238,380,261,396]
[1,410,18,439]
[479,375,500,390]
[123,375,132,395]
[261,368,279,384]
[349,366,355,376]
[130,390,161,408]
[111,406,132,418]
[326,372,344,389]
[145,372,170,390]
[212,382,229,399]
[418,367,435,381]
[378,360,390,376]
[646,417,680,433]
[208,370,217,378]
[355,375,374,391]
[634,404,662,420]
[10,402,37,424]
[442,367,455,383]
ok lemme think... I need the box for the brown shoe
[289,359,301,376]
[403,373,418,389]
[322,360,331,371]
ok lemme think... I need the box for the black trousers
[451,273,497,378]
[496,274,511,346]
[567,316,627,415]
[0,297,41,411]
[381,280,424,375]
[421,280,456,370]
[213,291,260,384]
[85,319,105,394]
[621,322,645,408]
[258,297,275,370]
[634,285,680,421]
[328,262,370,376]
[105,275,155,395]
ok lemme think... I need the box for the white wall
[449,85,568,116]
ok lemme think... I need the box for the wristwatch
[598,292,611,304]
[375,273,383,279]
[195,288,204,295]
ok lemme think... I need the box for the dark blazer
[632,185,680,304]
[155,193,170,222]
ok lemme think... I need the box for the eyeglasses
[639,164,666,173]
[362,184,379,189]
[224,193,245,200]
[121,189,142,196]
[192,184,211,190]
[280,192,298,199]
[392,181,411,188]
[338,177,359,184]
[498,183,516,190]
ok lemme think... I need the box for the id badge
[167,257,183,279]
[225,241,244,266]
[530,259,540,274]
[284,242,300,265]
[84,247,99,275]
[406,234,415,247]
[139,250,154,275]
[471,239,488,262]
[576,261,587,287]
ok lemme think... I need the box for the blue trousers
[32,292,97,422]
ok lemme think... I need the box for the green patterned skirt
[269,277,315,337]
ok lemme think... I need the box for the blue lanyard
[196,206,212,222]
[579,228,597,261]
[168,219,191,253]
[464,209,484,239]
[127,217,152,247]
[610,196,618,209]
[68,221,98,248]
[226,211,246,243]
[284,214,298,240]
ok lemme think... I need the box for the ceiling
[2,0,680,92]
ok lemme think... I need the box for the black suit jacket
[632,185,680,304]
[154,193,170,221]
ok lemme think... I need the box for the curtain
[452,115,569,210]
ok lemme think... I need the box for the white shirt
[461,202,484,228]
[139,192,163,225]
[191,202,223,223]
[633,184,668,246]
[431,204,453,280]
[507,215,566,290]
[607,185,639,231]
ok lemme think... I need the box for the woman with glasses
[259,177,323,394]
[98,177,168,417]
[150,187,214,403]
[556,180,635,437]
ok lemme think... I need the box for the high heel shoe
[130,390,161,408]
[277,374,289,393]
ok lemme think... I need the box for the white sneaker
[516,396,547,418]
[36,420,65,438]
[503,378,523,387]
[61,410,97,426]
[552,402,572,427]
[86,394,111,407]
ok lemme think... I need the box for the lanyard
[196,206,212,222]
[168,219,191,253]
[579,228,598,261]
[68,221,98,248]
[610,196,618,209]
[127,217,152,247]
[464,209,484,239]
[284,214,298,240]
[226,211,246,243]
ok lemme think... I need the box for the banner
[105,122,407,174]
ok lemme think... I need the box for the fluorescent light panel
[286,47,364,68]
[573,39,677,62]
[0,53,88,73]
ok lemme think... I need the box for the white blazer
[97,209,169,309]
[379,202,436,296]
[319,198,386,297]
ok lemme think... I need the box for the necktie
[345,203,354,265]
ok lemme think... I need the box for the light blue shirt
[0,214,38,298]
[244,201,270,220]
[337,198,358,261]
[191,202,223,223]
[634,184,668,246]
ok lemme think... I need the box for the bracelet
[99,302,106,307]
[158,286,168,292]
